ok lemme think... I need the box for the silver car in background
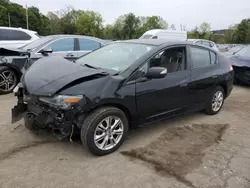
[188,39,219,51]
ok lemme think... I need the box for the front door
[41,38,78,62]
[135,46,191,121]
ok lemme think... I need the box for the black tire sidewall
[81,108,128,156]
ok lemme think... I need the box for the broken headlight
[39,95,83,110]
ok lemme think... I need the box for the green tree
[0,5,8,26]
[76,11,103,37]
[59,6,80,34]
[5,3,26,28]
[122,13,140,39]
[47,12,62,34]
[136,16,168,37]
[234,19,250,43]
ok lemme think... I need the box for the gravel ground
[0,85,250,188]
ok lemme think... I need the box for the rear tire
[0,66,18,94]
[81,107,129,156]
[205,86,225,115]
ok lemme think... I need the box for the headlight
[39,95,83,110]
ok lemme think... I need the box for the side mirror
[39,48,53,55]
[145,67,167,79]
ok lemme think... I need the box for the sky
[13,0,250,30]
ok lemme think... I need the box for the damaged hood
[23,56,109,96]
[230,55,250,68]
[0,47,29,56]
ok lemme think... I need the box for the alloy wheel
[212,91,223,112]
[0,70,17,93]
[94,116,124,151]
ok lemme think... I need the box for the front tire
[205,86,225,115]
[81,107,129,156]
[0,66,18,94]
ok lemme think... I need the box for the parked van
[0,27,40,48]
[139,29,187,40]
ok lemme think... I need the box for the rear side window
[190,47,211,68]
[47,38,74,52]
[78,38,101,51]
[0,29,31,40]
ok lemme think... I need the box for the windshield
[235,45,250,58]
[21,37,54,51]
[76,43,155,72]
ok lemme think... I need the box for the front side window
[130,46,187,81]
[0,29,31,40]
[79,38,101,51]
[76,43,155,72]
[149,47,186,73]
[46,38,74,52]
[190,47,211,68]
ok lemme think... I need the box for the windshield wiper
[82,64,98,69]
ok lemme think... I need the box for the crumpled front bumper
[11,83,83,139]
[11,83,28,123]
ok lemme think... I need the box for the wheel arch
[0,63,22,81]
[219,83,228,98]
[88,103,133,128]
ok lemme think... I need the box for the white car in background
[188,39,219,51]
[0,27,40,48]
[139,29,188,41]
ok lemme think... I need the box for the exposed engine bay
[12,84,84,140]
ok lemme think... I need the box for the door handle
[180,80,188,87]
[180,83,188,87]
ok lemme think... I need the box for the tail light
[229,64,233,72]
[228,60,233,72]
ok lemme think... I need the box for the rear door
[188,45,219,108]
[76,38,103,58]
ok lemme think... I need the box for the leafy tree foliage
[0,1,250,43]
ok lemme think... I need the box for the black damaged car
[229,45,250,85]
[12,40,234,156]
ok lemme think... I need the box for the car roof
[142,29,187,35]
[0,26,37,34]
[43,35,107,44]
[187,39,215,43]
[116,39,194,46]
